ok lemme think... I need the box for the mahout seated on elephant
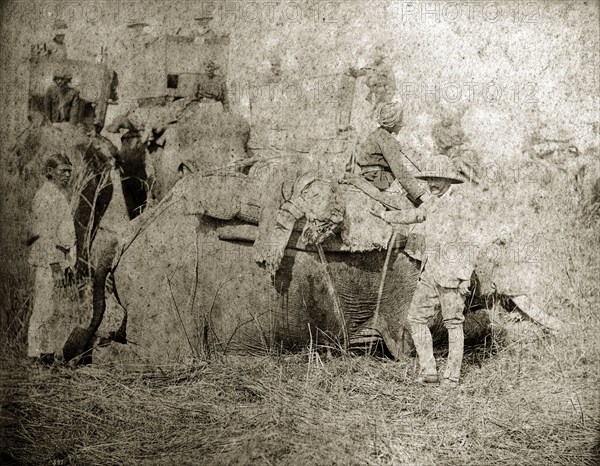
[43,72,80,125]
[346,101,430,207]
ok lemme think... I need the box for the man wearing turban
[347,102,428,206]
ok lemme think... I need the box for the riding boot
[410,323,438,383]
[442,325,464,386]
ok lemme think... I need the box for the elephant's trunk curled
[63,239,118,362]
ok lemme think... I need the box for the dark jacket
[44,83,80,124]
[348,128,425,203]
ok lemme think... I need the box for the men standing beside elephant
[28,153,77,365]
[376,155,473,386]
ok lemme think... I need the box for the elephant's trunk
[90,243,116,333]
[63,239,118,362]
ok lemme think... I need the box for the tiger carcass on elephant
[64,165,500,364]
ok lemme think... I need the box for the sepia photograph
[0,0,599,464]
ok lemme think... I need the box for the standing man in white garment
[28,153,77,365]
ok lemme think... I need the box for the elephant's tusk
[509,295,564,333]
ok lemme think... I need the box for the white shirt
[403,186,478,288]
[29,181,76,268]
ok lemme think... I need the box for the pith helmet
[416,155,464,184]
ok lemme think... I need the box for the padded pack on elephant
[64,163,563,364]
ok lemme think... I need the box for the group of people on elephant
[27,99,476,387]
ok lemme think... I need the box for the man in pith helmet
[376,154,472,386]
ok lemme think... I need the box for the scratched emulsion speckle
[0,1,598,153]
[0,1,598,352]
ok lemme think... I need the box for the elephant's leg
[63,238,118,362]
[119,142,148,219]
[109,275,128,344]
[74,174,113,278]
[407,278,439,383]
[74,180,95,276]
[121,177,147,219]
[90,181,113,245]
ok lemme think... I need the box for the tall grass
[2,334,598,465]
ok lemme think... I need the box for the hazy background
[0,0,598,158]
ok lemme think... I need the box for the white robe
[27,181,76,357]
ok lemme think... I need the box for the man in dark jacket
[347,101,428,206]
[44,73,80,125]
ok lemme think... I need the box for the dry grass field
[2,332,599,465]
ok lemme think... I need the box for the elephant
[115,129,148,219]
[106,100,252,220]
[63,166,528,365]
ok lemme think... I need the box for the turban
[376,102,403,129]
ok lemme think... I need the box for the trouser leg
[28,267,54,357]
[407,278,438,379]
[439,287,466,384]
[443,326,464,383]
[410,322,437,378]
